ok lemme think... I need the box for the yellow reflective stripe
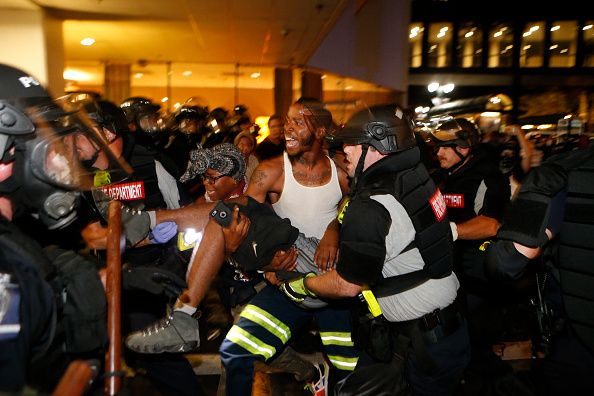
[225,325,276,360]
[327,355,359,371]
[362,289,383,317]
[239,304,291,343]
[319,332,354,347]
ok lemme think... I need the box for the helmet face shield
[23,96,132,191]
[428,117,480,148]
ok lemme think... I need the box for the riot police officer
[0,63,112,392]
[281,104,470,395]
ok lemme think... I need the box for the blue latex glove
[149,221,178,244]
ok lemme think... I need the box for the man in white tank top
[220,99,359,395]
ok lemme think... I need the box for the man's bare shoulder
[252,156,283,181]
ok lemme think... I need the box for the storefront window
[488,23,514,68]
[427,23,453,68]
[582,21,594,67]
[520,22,545,67]
[409,23,424,68]
[549,21,577,67]
[457,23,483,68]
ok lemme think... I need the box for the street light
[428,82,455,105]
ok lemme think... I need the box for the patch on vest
[429,189,447,221]
[100,181,145,201]
[443,193,465,209]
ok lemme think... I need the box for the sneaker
[125,311,200,354]
[304,361,330,396]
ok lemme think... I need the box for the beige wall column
[104,63,131,105]
[0,7,64,96]
[301,70,323,101]
[274,67,293,117]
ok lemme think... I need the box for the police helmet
[429,118,480,148]
[233,104,248,116]
[120,96,160,123]
[85,99,130,137]
[174,105,209,123]
[0,64,131,228]
[328,104,416,154]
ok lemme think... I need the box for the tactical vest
[557,152,594,353]
[354,161,453,298]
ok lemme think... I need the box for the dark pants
[406,321,470,396]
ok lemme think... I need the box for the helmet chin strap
[446,146,471,173]
[349,144,369,195]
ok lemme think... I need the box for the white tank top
[272,152,342,239]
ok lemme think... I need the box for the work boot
[125,311,200,354]
[269,346,316,382]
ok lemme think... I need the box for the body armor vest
[354,159,453,298]
[557,151,594,352]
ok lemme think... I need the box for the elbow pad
[484,240,530,282]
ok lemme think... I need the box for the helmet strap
[447,147,471,173]
[349,143,369,195]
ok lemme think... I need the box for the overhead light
[427,82,440,93]
[182,70,192,77]
[464,31,474,38]
[521,125,534,130]
[530,25,540,32]
[537,124,554,130]
[345,85,353,90]
[551,25,561,32]
[560,48,568,54]
[250,72,261,78]
[550,44,559,50]
[174,102,182,109]
[523,45,532,50]
[583,24,593,31]
[63,69,91,81]
[321,74,327,79]
[564,114,572,119]
[494,31,503,38]
[409,32,418,39]
[523,31,532,37]
[161,97,168,103]
[441,83,455,93]
[80,37,95,46]
[437,31,446,38]
[134,73,143,79]
[439,26,449,32]
[481,112,501,117]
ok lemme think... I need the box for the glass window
[488,23,514,68]
[457,23,483,68]
[582,21,594,67]
[409,23,424,68]
[427,23,453,68]
[520,22,545,67]
[550,21,577,67]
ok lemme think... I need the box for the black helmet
[429,118,480,148]
[120,96,160,123]
[329,104,416,154]
[0,64,126,229]
[233,104,248,116]
[84,99,129,136]
[174,105,209,123]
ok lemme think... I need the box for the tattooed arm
[245,156,284,203]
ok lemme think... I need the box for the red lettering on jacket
[100,181,145,201]
[443,193,465,208]
[429,189,447,221]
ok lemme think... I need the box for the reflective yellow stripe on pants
[239,304,292,343]
[225,325,276,360]
[326,355,359,371]
[319,331,355,347]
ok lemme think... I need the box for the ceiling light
[439,26,449,32]
[551,25,561,32]
[134,73,143,79]
[523,45,532,50]
[441,83,455,93]
[321,74,327,79]
[494,31,502,38]
[583,24,593,31]
[523,31,531,37]
[345,85,353,90]
[550,44,559,50]
[63,69,91,81]
[427,82,440,93]
[161,97,168,103]
[560,48,568,54]
[80,38,95,46]
[521,125,534,130]
[250,72,261,78]
[409,32,418,39]
[174,102,182,109]
[530,25,540,32]
[182,70,192,77]
[464,31,474,38]
[437,31,446,38]
[481,112,501,117]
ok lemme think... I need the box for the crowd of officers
[1,61,594,396]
